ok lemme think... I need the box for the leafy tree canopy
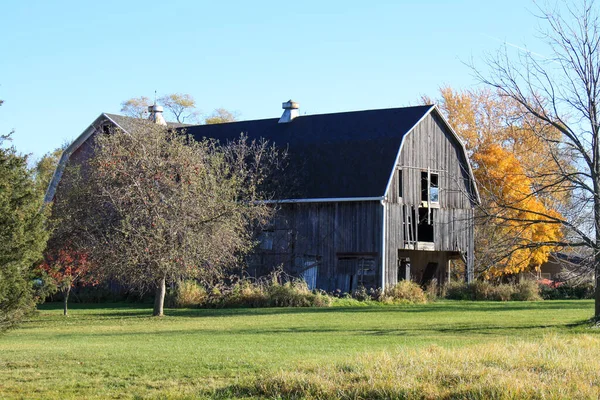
[53,121,285,316]
[0,134,49,330]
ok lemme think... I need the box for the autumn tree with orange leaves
[472,0,600,319]
[473,143,564,276]
[426,87,567,277]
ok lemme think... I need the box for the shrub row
[538,281,594,300]
[445,280,595,301]
[65,277,592,308]
[171,278,430,309]
[172,277,598,308]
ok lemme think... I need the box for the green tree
[34,145,68,196]
[0,135,49,330]
[55,121,284,316]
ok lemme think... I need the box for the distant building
[521,252,592,282]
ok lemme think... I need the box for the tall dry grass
[171,273,333,308]
[380,280,428,304]
[229,335,600,399]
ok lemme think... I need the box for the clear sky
[0,0,548,160]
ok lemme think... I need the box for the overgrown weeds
[380,280,428,304]
[172,271,333,308]
[174,280,207,308]
[220,277,333,308]
[170,273,592,309]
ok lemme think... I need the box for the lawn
[0,300,597,399]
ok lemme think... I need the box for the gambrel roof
[183,105,433,200]
[46,104,479,203]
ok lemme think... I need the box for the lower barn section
[246,201,471,293]
[247,201,384,293]
[393,250,462,286]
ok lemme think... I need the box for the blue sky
[1,0,548,160]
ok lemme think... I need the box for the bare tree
[53,121,285,316]
[474,0,600,318]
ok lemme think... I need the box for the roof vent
[148,104,167,126]
[278,100,299,123]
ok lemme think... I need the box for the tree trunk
[63,286,71,316]
[153,276,166,317]
[596,255,600,320]
[595,215,600,320]
[595,176,600,321]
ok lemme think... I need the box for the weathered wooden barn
[46,101,479,292]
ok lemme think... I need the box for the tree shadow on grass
[163,300,593,318]
[35,302,596,339]
[45,320,597,341]
[35,300,594,321]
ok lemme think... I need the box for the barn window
[421,172,429,201]
[258,230,274,250]
[430,173,439,203]
[397,169,403,198]
[421,171,439,204]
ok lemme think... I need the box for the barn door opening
[337,254,377,293]
[417,208,434,242]
[397,255,411,281]
[296,255,320,290]
[421,262,439,285]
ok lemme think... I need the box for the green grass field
[0,301,598,399]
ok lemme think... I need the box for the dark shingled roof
[105,113,189,130]
[182,105,433,199]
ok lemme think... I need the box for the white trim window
[421,170,440,206]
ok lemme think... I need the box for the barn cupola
[148,104,167,126]
[278,99,300,123]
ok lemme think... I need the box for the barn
[46,100,479,292]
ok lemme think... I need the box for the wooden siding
[384,112,476,286]
[51,127,99,204]
[387,113,476,208]
[253,201,383,292]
